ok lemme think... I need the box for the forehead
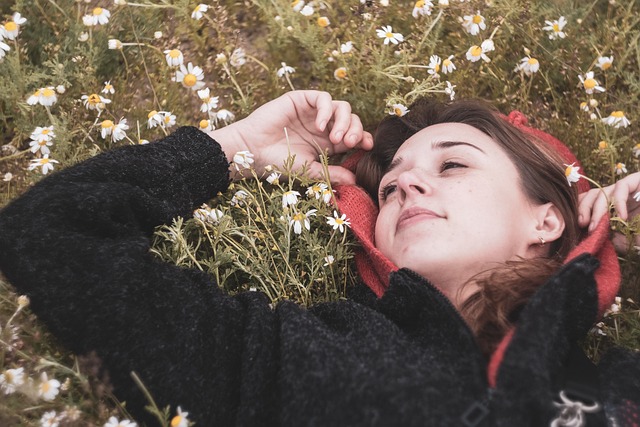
[396,122,497,156]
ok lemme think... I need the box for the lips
[397,206,443,231]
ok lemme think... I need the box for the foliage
[0,0,639,425]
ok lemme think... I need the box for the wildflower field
[1,0,639,425]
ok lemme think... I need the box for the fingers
[578,187,612,232]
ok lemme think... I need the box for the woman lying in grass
[0,90,639,426]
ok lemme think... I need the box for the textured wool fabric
[0,127,638,426]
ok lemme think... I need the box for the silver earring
[538,236,546,246]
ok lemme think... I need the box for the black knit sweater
[0,127,638,426]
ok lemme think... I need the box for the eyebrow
[384,140,486,175]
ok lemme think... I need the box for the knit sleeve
[0,127,279,425]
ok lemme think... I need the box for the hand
[207,90,374,185]
[578,172,640,253]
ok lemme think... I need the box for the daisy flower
[0,40,10,60]
[1,12,27,40]
[290,209,317,234]
[194,205,224,224]
[327,210,351,232]
[321,188,334,204]
[108,39,123,50]
[462,12,486,35]
[412,0,434,18]
[170,407,190,427]
[602,111,630,128]
[112,118,129,142]
[175,62,206,91]
[104,416,138,427]
[30,126,55,155]
[198,119,215,132]
[230,47,246,67]
[445,81,456,101]
[389,103,409,117]
[3,172,13,182]
[334,67,347,81]
[37,372,61,400]
[615,162,627,175]
[81,93,111,111]
[0,367,25,395]
[633,191,640,202]
[40,410,59,427]
[596,56,613,70]
[317,16,330,27]
[266,171,281,184]
[564,163,581,186]
[427,55,441,77]
[306,182,329,199]
[197,87,219,113]
[164,49,184,67]
[29,155,59,175]
[323,255,335,266]
[376,25,404,45]
[340,41,354,54]
[633,143,640,158]
[233,150,254,170]
[102,81,115,94]
[215,109,235,125]
[543,16,567,40]
[147,110,163,128]
[291,0,305,12]
[230,190,249,206]
[300,5,314,16]
[27,87,58,107]
[515,56,540,76]
[580,101,589,112]
[83,7,111,26]
[277,62,295,77]
[441,55,456,74]
[466,39,494,63]
[282,190,301,208]
[159,111,176,128]
[598,140,608,152]
[578,71,605,94]
[439,0,449,4]
[191,4,209,20]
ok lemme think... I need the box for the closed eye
[440,161,466,173]
[379,183,397,201]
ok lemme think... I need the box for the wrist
[204,124,250,181]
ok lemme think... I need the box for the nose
[396,169,431,204]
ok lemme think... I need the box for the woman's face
[374,123,542,298]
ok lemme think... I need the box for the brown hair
[356,98,581,356]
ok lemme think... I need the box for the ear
[530,202,565,247]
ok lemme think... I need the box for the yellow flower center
[42,88,55,98]
[171,416,183,427]
[552,23,560,32]
[583,78,596,90]
[148,110,158,119]
[470,46,482,57]
[443,59,452,67]
[105,84,112,90]
[611,111,624,118]
[415,0,425,7]
[616,163,623,169]
[93,7,103,16]
[385,32,393,38]
[101,120,114,129]
[318,17,329,27]
[598,141,608,150]
[334,68,347,79]
[164,115,172,123]
[42,129,50,135]
[335,218,345,225]
[293,213,305,221]
[434,64,440,72]
[39,140,47,146]
[291,0,301,7]
[472,15,483,24]
[5,372,14,383]
[600,61,611,70]
[199,119,209,129]
[183,73,197,87]
[527,58,538,65]
[5,22,17,32]
[168,49,181,59]
[88,94,101,105]
[394,107,404,116]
